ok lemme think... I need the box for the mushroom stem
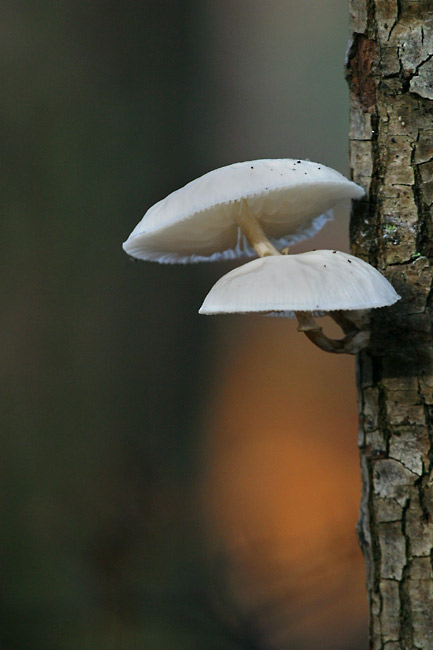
[295,311,369,355]
[330,309,370,334]
[235,199,280,257]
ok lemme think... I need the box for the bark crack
[399,498,413,649]
[385,0,402,41]
[412,147,433,261]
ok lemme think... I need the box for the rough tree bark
[346,1,433,648]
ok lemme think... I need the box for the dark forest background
[1,2,367,648]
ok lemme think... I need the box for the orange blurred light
[201,315,368,648]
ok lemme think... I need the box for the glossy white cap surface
[199,251,400,314]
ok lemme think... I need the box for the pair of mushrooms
[123,159,400,354]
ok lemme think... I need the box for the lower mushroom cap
[199,250,401,314]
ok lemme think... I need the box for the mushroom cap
[123,159,365,263]
[199,251,400,314]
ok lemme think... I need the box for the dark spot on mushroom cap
[324,264,327,267]
[332,250,336,253]
[251,166,254,169]
[348,259,352,263]
[297,161,301,164]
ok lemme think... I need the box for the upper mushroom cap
[122,159,365,263]
[199,250,400,314]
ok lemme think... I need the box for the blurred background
[1,1,368,648]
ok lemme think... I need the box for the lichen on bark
[346,1,433,648]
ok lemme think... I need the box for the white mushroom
[199,251,400,354]
[123,159,365,263]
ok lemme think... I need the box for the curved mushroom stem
[330,309,370,334]
[295,311,370,355]
[235,199,280,257]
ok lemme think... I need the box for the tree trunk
[346,1,433,648]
